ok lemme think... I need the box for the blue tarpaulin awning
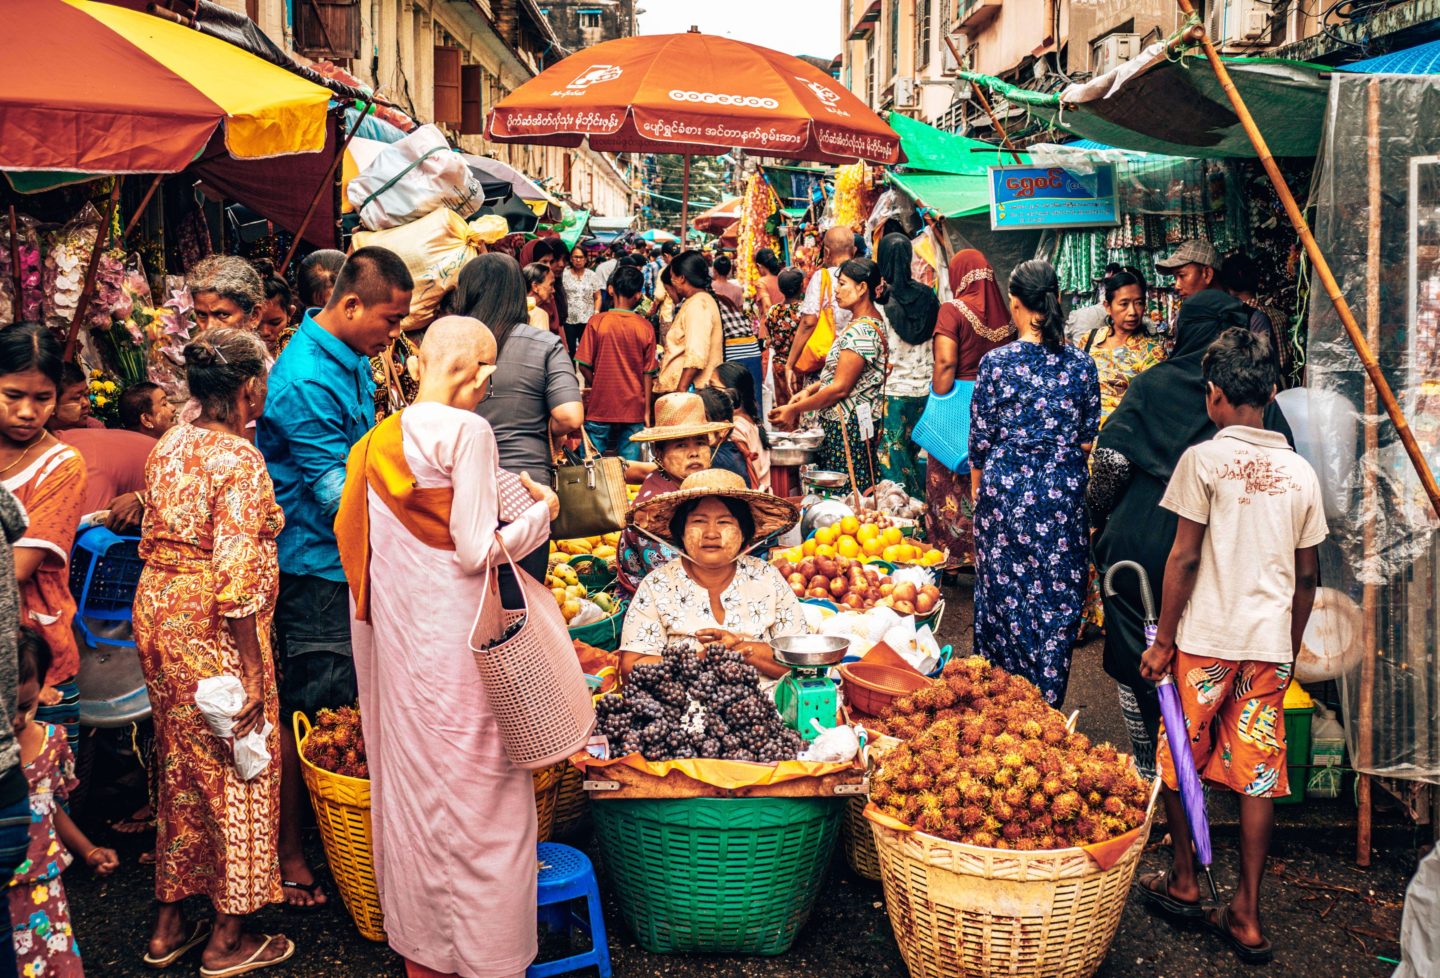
[1337,39,1440,74]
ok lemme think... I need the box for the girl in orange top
[0,324,86,760]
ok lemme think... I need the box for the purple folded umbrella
[1104,560,1219,903]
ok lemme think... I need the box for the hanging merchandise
[347,124,485,232]
[832,162,866,231]
[0,215,42,326]
[735,173,781,303]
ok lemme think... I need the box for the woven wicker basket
[843,795,882,880]
[533,762,563,842]
[868,785,1157,978]
[551,764,588,836]
[293,713,384,941]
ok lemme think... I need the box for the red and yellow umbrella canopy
[487,32,903,165]
[0,0,332,174]
[692,197,744,233]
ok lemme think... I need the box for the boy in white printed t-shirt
[1137,328,1327,965]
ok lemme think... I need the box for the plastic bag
[193,676,274,781]
[1392,845,1440,978]
[798,722,861,763]
[567,598,606,628]
[351,209,508,330]
[347,124,484,231]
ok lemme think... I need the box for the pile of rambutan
[867,658,1150,850]
[302,706,368,780]
[863,654,1047,739]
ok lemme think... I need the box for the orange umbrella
[486,29,901,236]
[693,197,743,234]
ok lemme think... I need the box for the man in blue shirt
[257,246,412,905]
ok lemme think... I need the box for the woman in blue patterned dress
[969,260,1101,704]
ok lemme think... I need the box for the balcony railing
[954,0,1001,32]
[848,0,881,40]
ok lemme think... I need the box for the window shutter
[460,65,484,135]
[293,0,361,60]
[434,47,463,128]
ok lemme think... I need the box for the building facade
[212,0,634,217]
[539,0,638,55]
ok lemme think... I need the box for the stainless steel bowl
[772,634,850,667]
[770,427,826,450]
[802,468,850,489]
[770,446,815,467]
[800,498,854,538]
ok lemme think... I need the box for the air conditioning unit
[1091,32,1140,76]
[1206,0,1274,47]
[894,76,917,108]
[940,33,962,76]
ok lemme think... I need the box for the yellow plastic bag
[351,210,508,330]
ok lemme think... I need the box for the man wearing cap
[1155,239,1224,302]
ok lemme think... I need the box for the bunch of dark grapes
[598,642,803,763]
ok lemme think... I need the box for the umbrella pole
[278,96,374,276]
[123,174,165,242]
[1172,0,1440,521]
[7,206,22,316]
[63,179,122,362]
[680,155,691,246]
[1356,78,1382,868]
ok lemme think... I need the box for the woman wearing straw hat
[620,469,803,686]
[614,392,734,596]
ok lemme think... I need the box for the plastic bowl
[838,662,931,718]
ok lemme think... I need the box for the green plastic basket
[567,600,627,651]
[592,796,843,955]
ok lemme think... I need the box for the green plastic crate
[592,795,843,955]
[567,600,626,651]
[1276,706,1313,806]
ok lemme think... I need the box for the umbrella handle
[1102,559,1158,622]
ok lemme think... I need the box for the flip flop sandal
[141,921,210,969]
[1207,906,1274,964]
[1136,870,1205,919]
[280,877,327,910]
[110,814,156,835]
[198,934,296,978]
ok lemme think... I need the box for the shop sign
[988,163,1120,230]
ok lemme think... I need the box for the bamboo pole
[1172,2,1440,521]
[7,207,22,317]
[63,179,122,362]
[942,33,1024,164]
[123,173,166,241]
[278,97,373,276]
[1356,78,1382,868]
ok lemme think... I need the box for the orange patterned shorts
[1156,650,1293,799]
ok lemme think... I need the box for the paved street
[66,581,1417,977]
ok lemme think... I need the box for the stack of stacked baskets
[865,781,1159,978]
[294,713,575,940]
[841,734,901,881]
[592,795,844,955]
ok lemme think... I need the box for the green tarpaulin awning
[960,46,1331,158]
[886,111,1028,176]
[887,171,991,219]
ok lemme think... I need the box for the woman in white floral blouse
[619,469,803,687]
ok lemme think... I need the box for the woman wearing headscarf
[1089,288,1291,780]
[874,233,939,499]
[925,249,1015,566]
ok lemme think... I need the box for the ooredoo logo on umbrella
[552,64,623,97]
[667,89,779,110]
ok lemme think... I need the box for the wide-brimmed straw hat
[628,392,733,443]
[629,468,799,544]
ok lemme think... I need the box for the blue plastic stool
[69,526,144,649]
[527,842,612,978]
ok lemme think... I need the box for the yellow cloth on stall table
[572,751,856,789]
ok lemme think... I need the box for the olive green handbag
[549,429,629,540]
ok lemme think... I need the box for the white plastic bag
[194,676,274,781]
[1393,845,1440,978]
[798,722,861,763]
[347,124,484,231]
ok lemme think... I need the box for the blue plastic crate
[70,525,143,649]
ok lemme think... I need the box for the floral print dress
[970,341,1100,705]
[133,424,285,915]
[9,724,82,978]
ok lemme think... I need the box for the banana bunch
[552,532,621,560]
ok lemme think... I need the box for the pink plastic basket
[469,542,596,769]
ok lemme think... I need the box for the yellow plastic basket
[293,712,385,942]
[552,763,588,837]
[867,781,1159,978]
[533,762,563,842]
[843,795,882,880]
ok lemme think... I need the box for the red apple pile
[880,580,943,617]
[772,554,888,610]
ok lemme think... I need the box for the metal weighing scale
[772,635,848,742]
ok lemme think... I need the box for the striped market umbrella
[0,0,332,174]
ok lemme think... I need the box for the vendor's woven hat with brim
[629,469,799,544]
[628,392,733,443]
[1155,238,1222,274]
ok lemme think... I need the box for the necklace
[0,432,50,476]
